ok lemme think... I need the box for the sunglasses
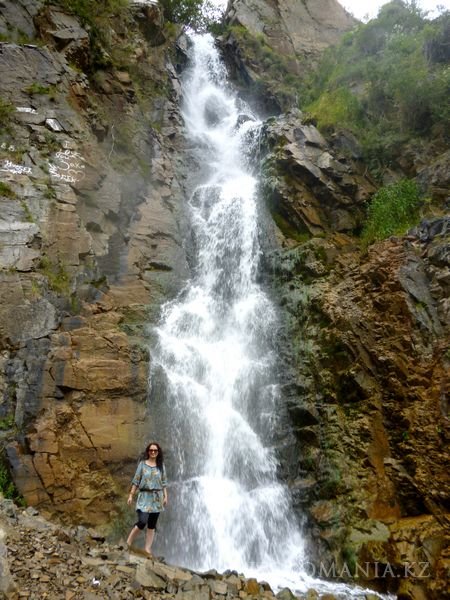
[149,448,159,453]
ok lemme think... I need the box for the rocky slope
[0,498,368,600]
[0,0,192,524]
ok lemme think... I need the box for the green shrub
[302,2,449,174]
[361,179,423,245]
[38,256,71,295]
[0,182,17,198]
[308,88,364,132]
[159,0,203,25]
[0,458,25,505]
[0,414,15,431]
[24,83,54,96]
[0,99,14,133]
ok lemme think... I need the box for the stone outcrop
[258,111,449,598]
[221,0,356,112]
[260,111,376,235]
[226,0,355,65]
[0,0,191,522]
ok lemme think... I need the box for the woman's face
[148,445,159,459]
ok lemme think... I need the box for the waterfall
[151,31,304,576]
[150,33,390,599]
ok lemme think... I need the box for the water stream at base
[150,33,391,599]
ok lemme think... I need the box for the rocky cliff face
[249,32,449,600]
[227,0,355,65]
[222,0,356,112]
[0,0,192,524]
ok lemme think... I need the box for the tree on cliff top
[160,0,224,29]
[51,0,220,29]
[159,0,203,25]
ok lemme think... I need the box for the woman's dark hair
[143,441,164,471]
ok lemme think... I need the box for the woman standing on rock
[126,441,168,557]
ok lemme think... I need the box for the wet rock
[260,111,375,237]
[275,588,296,600]
[267,204,449,598]
[245,578,260,594]
[0,0,193,523]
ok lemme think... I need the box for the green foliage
[0,457,25,506]
[361,179,423,245]
[24,83,56,98]
[51,0,128,26]
[159,0,222,30]
[0,463,16,499]
[227,24,299,107]
[159,0,203,25]
[38,256,71,295]
[0,182,17,198]
[0,99,14,133]
[342,545,357,575]
[308,88,364,132]
[303,2,450,174]
[0,414,15,431]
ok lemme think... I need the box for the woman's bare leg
[144,528,155,554]
[126,525,141,547]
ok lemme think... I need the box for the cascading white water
[151,34,391,599]
[152,31,304,578]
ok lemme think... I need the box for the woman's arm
[127,484,138,506]
[162,465,168,506]
[128,461,142,506]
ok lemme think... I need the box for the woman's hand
[163,492,168,507]
[127,493,134,506]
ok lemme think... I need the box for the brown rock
[245,578,260,595]
[135,562,166,589]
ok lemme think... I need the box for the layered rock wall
[0,0,192,524]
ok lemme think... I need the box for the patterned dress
[132,461,167,513]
